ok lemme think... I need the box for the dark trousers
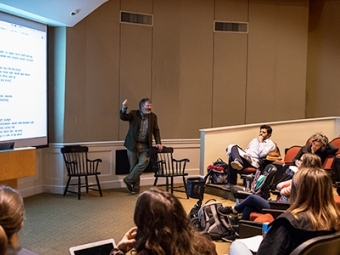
[227,145,252,184]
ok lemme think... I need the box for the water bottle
[262,222,270,238]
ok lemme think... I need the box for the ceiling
[0,0,109,27]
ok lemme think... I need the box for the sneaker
[217,206,233,215]
[222,184,232,190]
[231,160,243,170]
[123,179,133,193]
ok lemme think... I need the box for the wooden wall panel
[152,0,181,138]
[215,0,248,21]
[275,0,308,120]
[58,0,311,143]
[213,33,248,126]
[307,0,340,118]
[247,0,308,124]
[213,0,248,127]
[177,0,214,138]
[85,1,120,142]
[121,0,153,13]
[119,24,153,139]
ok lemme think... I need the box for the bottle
[262,222,270,238]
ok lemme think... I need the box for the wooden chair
[290,231,340,255]
[148,146,190,198]
[61,145,103,200]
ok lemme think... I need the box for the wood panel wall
[49,0,310,143]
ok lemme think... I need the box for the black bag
[193,200,238,241]
[208,158,228,184]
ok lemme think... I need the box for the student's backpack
[270,166,295,190]
[207,158,228,184]
[193,200,238,241]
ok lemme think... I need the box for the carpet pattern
[19,187,235,255]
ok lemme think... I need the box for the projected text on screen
[0,12,47,147]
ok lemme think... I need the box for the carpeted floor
[19,186,236,255]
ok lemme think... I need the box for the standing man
[222,125,276,190]
[120,98,162,194]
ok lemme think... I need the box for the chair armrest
[262,208,285,219]
[238,220,263,239]
[86,158,102,173]
[87,158,102,163]
[268,201,289,210]
[173,158,190,163]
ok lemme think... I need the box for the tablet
[69,238,116,255]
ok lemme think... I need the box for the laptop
[69,238,116,255]
[0,142,15,151]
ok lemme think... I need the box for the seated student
[0,186,37,255]
[294,132,338,166]
[218,153,322,220]
[229,167,340,255]
[110,187,217,255]
[223,125,276,190]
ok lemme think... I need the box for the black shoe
[217,206,233,215]
[131,187,139,194]
[123,179,133,193]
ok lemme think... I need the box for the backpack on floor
[194,200,238,241]
[207,158,228,184]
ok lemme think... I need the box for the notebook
[69,238,116,255]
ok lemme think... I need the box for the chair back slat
[61,146,89,175]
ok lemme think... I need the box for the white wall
[200,117,340,175]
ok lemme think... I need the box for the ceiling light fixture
[70,9,81,16]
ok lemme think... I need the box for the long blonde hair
[0,186,25,255]
[289,168,340,231]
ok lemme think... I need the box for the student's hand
[295,159,302,168]
[258,135,264,142]
[156,144,163,152]
[117,226,137,253]
[122,99,128,109]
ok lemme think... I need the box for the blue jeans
[124,147,150,189]
[235,194,270,220]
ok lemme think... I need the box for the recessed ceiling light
[70,9,81,16]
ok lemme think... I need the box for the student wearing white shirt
[223,125,276,190]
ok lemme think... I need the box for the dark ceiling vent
[120,11,153,26]
[214,21,248,33]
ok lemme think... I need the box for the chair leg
[85,176,89,193]
[78,176,81,200]
[166,177,169,192]
[95,175,103,197]
[183,176,189,199]
[153,177,158,186]
[170,176,174,194]
[63,176,71,196]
